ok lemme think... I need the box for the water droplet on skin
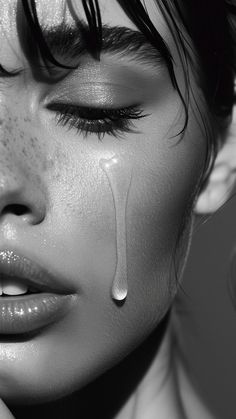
[99,155,133,301]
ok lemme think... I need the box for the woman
[0,0,235,418]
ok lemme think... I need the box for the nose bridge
[0,120,47,225]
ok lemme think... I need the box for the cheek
[51,132,203,309]
[127,138,202,272]
[124,164,196,310]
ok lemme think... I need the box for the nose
[0,169,46,225]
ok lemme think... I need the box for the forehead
[35,0,137,28]
[25,0,166,31]
[0,0,171,56]
[0,0,146,28]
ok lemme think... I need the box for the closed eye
[47,103,149,141]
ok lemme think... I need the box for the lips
[0,250,78,335]
[0,250,76,294]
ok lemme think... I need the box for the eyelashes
[47,102,148,141]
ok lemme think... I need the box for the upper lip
[0,250,75,294]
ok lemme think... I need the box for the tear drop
[99,155,132,301]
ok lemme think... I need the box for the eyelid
[42,60,165,107]
[44,83,144,111]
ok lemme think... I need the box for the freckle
[22,147,27,157]
[42,157,54,171]
[5,125,12,134]
[30,137,40,151]
[20,132,24,139]
[1,138,9,148]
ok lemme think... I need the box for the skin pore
[0,0,225,418]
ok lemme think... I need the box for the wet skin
[0,0,207,412]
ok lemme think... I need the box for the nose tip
[0,176,46,226]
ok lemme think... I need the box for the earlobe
[194,104,236,215]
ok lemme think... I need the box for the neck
[114,324,186,419]
[11,311,188,419]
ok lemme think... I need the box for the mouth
[0,250,78,335]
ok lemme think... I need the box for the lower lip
[0,293,77,334]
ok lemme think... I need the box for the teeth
[0,279,28,296]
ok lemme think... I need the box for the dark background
[177,192,236,419]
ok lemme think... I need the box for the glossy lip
[0,293,77,335]
[0,249,77,294]
[0,250,78,335]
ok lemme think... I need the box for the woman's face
[0,0,206,404]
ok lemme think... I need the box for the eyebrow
[36,22,169,70]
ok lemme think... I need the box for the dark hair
[117,1,236,191]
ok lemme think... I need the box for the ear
[194,105,236,214]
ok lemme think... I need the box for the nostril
[2,204,30,216]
